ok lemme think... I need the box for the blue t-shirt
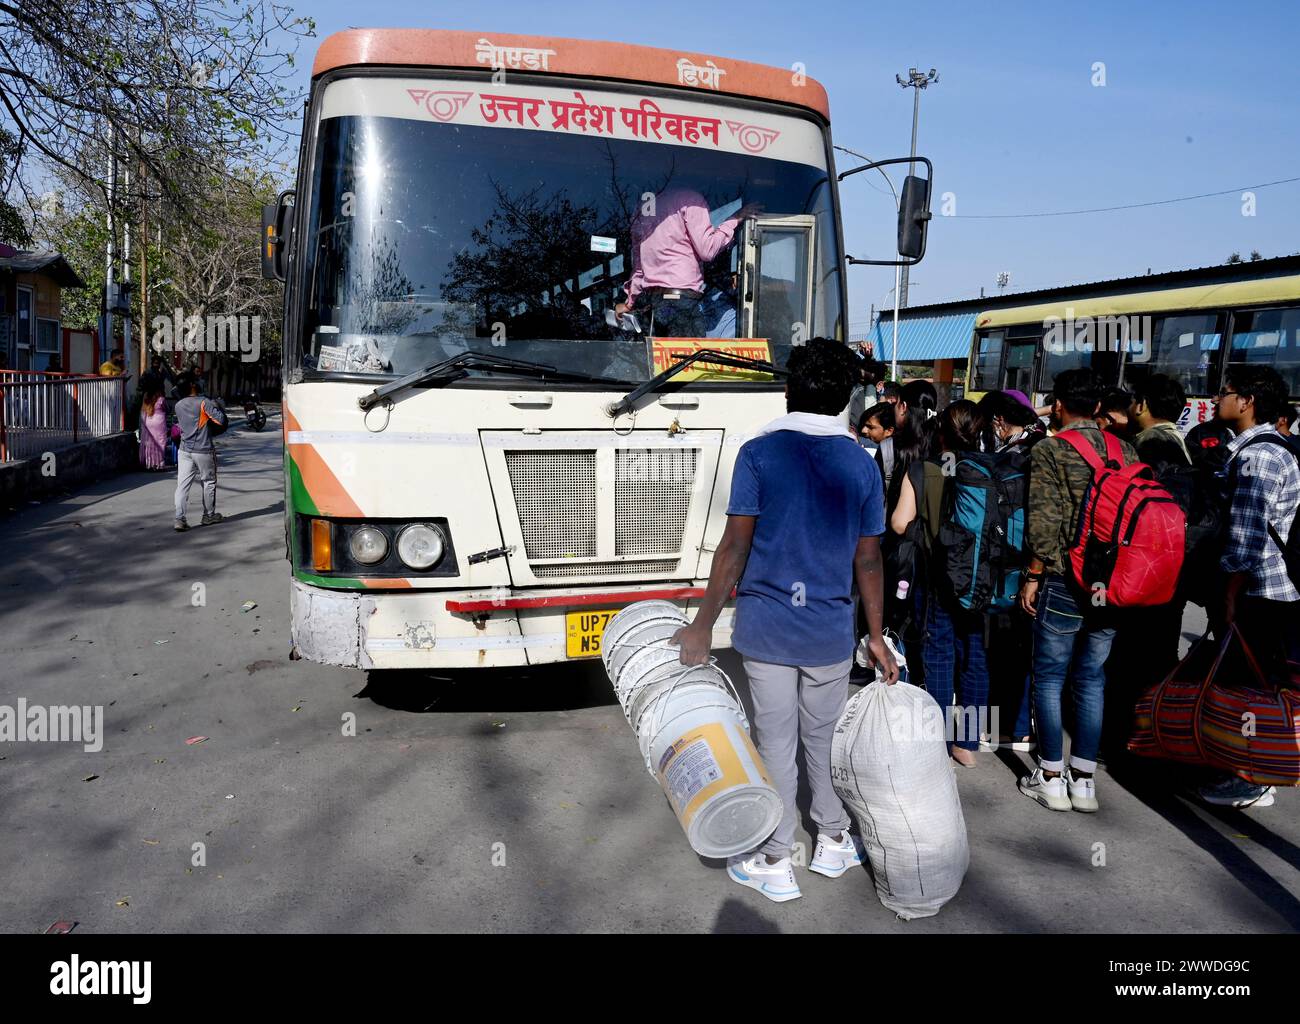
[727,430,886,667]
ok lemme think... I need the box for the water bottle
[895,579,910,601]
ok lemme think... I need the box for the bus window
[1123,312,1222,396]
[971,330,1004,391]
[1039,345,1120,393]
[740,216,815,346]
[1228,306,1300,396]
[1004,337,1036,394]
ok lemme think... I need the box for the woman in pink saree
[139,390,168,470]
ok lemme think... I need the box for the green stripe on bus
[287,451,319,517]
[293,569,367,589]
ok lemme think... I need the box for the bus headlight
[396,523,445,570]
[349,526,389,565]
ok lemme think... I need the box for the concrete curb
[0,432,139,511]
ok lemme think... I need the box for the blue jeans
[987,613,1034,740]
[1032,575,1116,773]
[1013,670,1032,739]
[922,590,990,752]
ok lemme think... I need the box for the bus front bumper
[289,578,735,670]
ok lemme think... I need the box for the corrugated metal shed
[871,312,976,361]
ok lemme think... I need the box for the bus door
[739,216,816,347]
[971,324,1041,397]
[1003,332,1038,394]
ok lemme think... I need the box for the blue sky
[286,0,1300,329]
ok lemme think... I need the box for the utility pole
[140,155,148,373]
[895,67,938,310]
[122,157,132,381]
[103,130,115,366]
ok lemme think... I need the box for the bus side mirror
[261,190,295,281]
[897,173,932,260]
[838,155,933,267]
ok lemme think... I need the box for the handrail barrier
[0,371,128,463]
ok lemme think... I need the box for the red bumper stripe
[446,586,713,613]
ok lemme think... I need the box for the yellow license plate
[566,609,619,659]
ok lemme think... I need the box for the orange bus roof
[312,29,831,120]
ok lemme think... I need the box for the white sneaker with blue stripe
[809,830,866,878]
[727,853,802,903]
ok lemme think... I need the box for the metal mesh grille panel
[505,450,597,559]
[531,560,678,579]
[615,449,698,556]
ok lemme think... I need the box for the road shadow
[360,660,620,713]
[216,501,284,524]
[1107,755,1300,930]
[711,896,782,934]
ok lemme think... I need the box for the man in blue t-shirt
[673,337,896,905]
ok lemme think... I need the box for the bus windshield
[297,76,842,384]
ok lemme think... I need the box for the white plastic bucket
[639,679,781,859]
[601,602,687,674]
[613,647,686,722]
[626,664,732,733]
[610,640,683,709]
[602,599,782,858]
[606,624,683,690]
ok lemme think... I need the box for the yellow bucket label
[658,721,749,826]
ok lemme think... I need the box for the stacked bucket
[601,601,782,858]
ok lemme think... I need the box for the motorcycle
[238,392,267,432]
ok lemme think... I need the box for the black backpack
[1228,433,1300,591]
[883,459,927,633]
[1149,454,1224,603]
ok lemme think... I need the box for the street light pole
[895,67,938,310]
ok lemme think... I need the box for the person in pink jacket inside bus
[614,188,760,337]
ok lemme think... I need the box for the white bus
[263,28,931,670]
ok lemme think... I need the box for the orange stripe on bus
[312,29,831,120]
[283,407,364,518]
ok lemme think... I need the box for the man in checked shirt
[1199,365,1300,809]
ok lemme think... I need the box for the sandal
[951,747,978,768]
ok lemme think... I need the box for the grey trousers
[742,656,853,858]
[175,450,217,520]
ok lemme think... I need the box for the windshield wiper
[606,349,787,419]
[357,352,626,411]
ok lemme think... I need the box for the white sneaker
[808,830,866,879]
[1018,767,1071,811]
[1065,767,1099,813]
[1198,777,1277,808]
[727,853,802,903]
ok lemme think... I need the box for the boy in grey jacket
[173,376,228,531]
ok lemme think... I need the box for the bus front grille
[531,560,679,579]
[614,448,698,556]
[504,450,599,559]
[502,446,701,578]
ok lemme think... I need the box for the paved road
[2,418,1298,933]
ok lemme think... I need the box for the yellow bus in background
[964,274,1300,430]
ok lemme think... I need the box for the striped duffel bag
[1128,624,1300,786]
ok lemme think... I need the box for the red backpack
[1058,430,1186,607]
